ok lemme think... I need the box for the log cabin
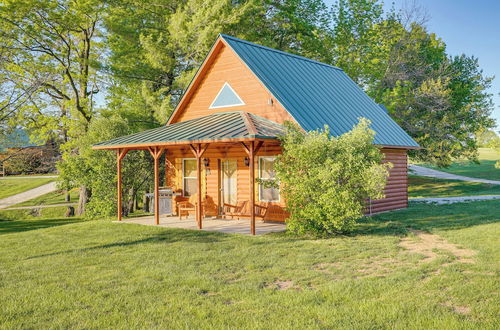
[93,34,420,234]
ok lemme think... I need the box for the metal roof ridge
[220,34,343,72]
[240,112,258,136]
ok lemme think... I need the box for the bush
[273,118,391,235]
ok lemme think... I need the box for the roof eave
[91,136,280,150]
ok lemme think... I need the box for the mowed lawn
[0,177,56,200]
[409,175,500,198]
[15,188,80,207]
[0,202,499,328]
[422,148,500,181]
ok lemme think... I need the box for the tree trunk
[143,188,150,213]
[76,186,90,216]
[65,189,71,202]
[127,187,135,214]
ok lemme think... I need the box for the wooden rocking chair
[177,194,198,220]
[222,201,247,219]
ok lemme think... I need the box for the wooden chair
[263,204,290,222]
[222,201,247,219]
[177,194,198,220]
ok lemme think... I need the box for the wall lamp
[203,158,210,167]
[244,157,250,166]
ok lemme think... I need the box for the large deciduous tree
[0,0,105,213]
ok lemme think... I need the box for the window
[259,156,280,202]
[209,82,245,109]
[183,159,197,197]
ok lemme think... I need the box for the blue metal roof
[221,34,419,148]
[93,112,284,149]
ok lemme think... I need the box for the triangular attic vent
[209,82,245,109]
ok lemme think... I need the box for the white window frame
[182,158,197,197]
[209,82,245,109]
[258,156,280,202]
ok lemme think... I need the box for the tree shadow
[352,200,500,237]
[26,227,226,260]
[0,217,84,235]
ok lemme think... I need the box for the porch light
[203,158,210,167]
[244,157,250,166]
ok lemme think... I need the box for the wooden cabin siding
[369,148,408,213]
[166,145,408,220]
[171,44,294,125]
[165,143,287,221]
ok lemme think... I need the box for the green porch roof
[93,112,284,149]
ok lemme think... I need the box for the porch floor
[116,215,286,235]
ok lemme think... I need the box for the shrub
[273,118,392,235]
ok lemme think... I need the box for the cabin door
[220,159,237,207]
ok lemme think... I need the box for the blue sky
[326,0,500,129]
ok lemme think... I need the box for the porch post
[116,148,128,221]
[196,152,202,229]
[241,141,263,235]
[148,147,165,225]
[190,143,209,230]
[249,141,255,235]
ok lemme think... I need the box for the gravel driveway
[0,182,58,210]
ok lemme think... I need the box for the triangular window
[209,82,245,109]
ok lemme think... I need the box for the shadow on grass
[26,227,227,260]
[353,200,500,236]
[0,217,84,235]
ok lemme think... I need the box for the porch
[93,111,288,235]
[118,215,286,235]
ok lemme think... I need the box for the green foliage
[57,116,152,218]
[273,119,391,235]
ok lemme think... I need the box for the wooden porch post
[116,148,128,221]
[241,141,263,235]
[249,141,255,235]
[190,143,209,229]
[148,147,165,225]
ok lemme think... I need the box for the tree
[57,115,153,218]
[0,0,106,212]
[271,119,391,235]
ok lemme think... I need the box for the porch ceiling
[92,111,285,150]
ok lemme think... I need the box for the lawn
[409,175,500,198]
[0,177,56,199]
[0,201,498,328]
[15,189,80,207]
[420,148,500,181]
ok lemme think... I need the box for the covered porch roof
[93,111,285,150]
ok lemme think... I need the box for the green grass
[421,148,500,181]
[0,177,55,199]
[409,175,500,198]
[0,201,499,328]
[15,189,80,207]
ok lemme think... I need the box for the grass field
[409,175,500,198]
[421,148,500,181]
[0,201,498,328]
[15,189,80,207]
[0,177,56,199]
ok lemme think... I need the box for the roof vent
[209,82,245,109]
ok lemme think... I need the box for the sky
[326,0,500,130]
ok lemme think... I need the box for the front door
[220,159,237,207]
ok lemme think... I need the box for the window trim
[182,158,197,197]
[258,156,280,202]
[209,82,245,109]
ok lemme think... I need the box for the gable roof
[93,112,284,149]
[220,35,419,148]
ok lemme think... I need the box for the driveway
[409,165,500,185]
[0,182,58,210]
